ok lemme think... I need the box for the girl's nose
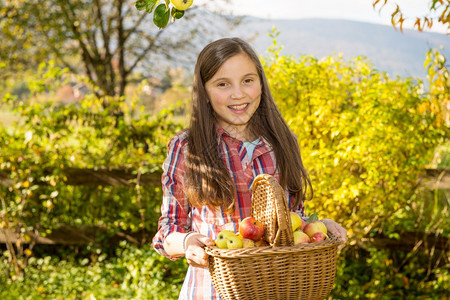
[231,85,244,100]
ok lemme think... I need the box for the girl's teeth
[229,104,247,110]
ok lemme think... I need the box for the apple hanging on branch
[135,0,193,29]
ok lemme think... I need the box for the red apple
[310,232,328,243]
[300,218,307,231]
[239,217,265,241]
[303,220,327,238]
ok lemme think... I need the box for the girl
[153,37,347,299]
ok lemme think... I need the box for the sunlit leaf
[153,4,170,29]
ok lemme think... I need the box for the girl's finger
[186,246,209,267]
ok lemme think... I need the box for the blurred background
[0,0,448,299]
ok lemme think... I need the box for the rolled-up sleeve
[152,133,191,260]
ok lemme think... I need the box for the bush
[263,41,449,298]
[0,242,188,299]
[263,44,448,239]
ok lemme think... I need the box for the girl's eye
[244,78,254,84]
[217,82,228,87]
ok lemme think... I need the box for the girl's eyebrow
[210,72,258,84]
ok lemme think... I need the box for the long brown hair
[185,37,312,212]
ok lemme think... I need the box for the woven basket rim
[205,233,343,258]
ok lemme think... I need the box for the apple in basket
[215,230,243,249]
[304,221,327,237]
[303,213,328,239]
[293,230,310,244]
[290,212,306,232]
[226,235,243,248]
[310,231,328,243]
[238,217,265,241]
[254,239,269,247]
[240,238,255,248]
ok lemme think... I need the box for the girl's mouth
[228,103,248,111]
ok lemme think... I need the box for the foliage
[262,36,449,297]
[136,0,189,29]
[0,242,188,299]
[0,0,232,97]
[0,62,185,277]
[373,0,450,33]
[1,35,449,298]
[333,245,449,299]
[263,38,448,240]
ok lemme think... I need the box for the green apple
[215,236,228,249]
[226,235,243,249]
[170,0,193,11]
[219,230,237,239]
[215,230,239,249]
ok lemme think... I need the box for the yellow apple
[227,235,243,248]
[170,0,193,11]
[293,230,310,244]
[241,238,255,248]
[290,212,302,232]
[254,239,269,247]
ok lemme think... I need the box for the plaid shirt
[153,126,304,300]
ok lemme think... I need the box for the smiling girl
[152,37,347,299]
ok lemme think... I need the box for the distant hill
[228,18,450,80]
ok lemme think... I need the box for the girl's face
[205,53,261,141]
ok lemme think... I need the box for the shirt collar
[215,124,273,152]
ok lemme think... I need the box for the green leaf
[135,0,146,11]
[146,0,159,13]
[171,7,185,19]
[135,0,158,13]
[307,212,319,224]
[153,4,170,29]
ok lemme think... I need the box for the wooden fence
[1,167,449,250]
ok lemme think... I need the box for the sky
[218,0,447,34]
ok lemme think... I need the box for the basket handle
[250,174,294,247]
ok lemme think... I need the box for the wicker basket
[205,174,343,300]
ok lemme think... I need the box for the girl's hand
[184,233,215,268]
[321,218,348,244]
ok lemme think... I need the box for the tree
[0,0,234,97]
[373,0,450,33]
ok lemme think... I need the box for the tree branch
[125,29,165,76]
